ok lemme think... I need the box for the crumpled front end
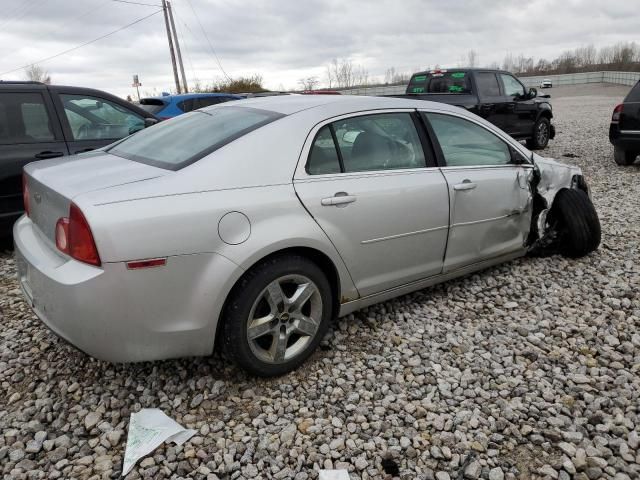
[527,154,589,251]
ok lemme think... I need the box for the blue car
[139,92,244,119]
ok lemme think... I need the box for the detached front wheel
[550,189,601,258]
[221,255,332,377]
[526,117,551,150]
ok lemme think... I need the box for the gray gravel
[1,83,639,479]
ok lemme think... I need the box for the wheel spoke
[265,280,285,313]
[247,314,276,340]
[269,330,288,362]
[289,282,316,312]
[294,314,318,337]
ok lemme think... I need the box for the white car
[15,95,600,376]
[541,79,553,88]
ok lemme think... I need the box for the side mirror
[528,87,537,99]
[144,118,159,128]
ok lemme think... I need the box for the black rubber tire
[526,117,551,150]
[613,146,637,166]
[551,189,601,258]
[220,254,333,377]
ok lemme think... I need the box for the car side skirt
[338,249,525,316]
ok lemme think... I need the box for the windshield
[108,106,283,170]
[407,72,472,94]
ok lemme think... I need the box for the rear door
[474,72,507,130]
[51,89,147,155]
[422,111,534,272]
[0,88,69,224]
[294,110,450,297]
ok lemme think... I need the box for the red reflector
[22,173,30,217]
[126,258,167,270]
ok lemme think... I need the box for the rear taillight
[22,173,30,217]
[612,103,623,124]
[56,203,101,266]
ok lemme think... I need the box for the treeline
[495,42,640,76]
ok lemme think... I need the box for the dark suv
[400,69,555,149]
[0,81,158,236]
[609,80,640,165]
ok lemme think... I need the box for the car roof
[144,92,243,102]
[208,94,466,116]
[410,68,512,76]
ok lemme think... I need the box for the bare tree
[298,76,319,91]
[25,64,51,84]
[467,50,478,67]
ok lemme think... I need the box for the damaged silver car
[15,95,600,376]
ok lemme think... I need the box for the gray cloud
[0,0,638,97]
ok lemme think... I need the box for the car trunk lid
[24,151,167,244]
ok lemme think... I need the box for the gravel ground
[1,83,639,480]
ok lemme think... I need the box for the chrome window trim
[620,130,640,134]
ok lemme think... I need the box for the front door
[52,90,147,154]
[422,112,534,272]
[499,73,536,136]
[294,111,450,297]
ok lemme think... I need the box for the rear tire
[550,189,601,258]
[221,254,333,377]
[526,117,551,150]
[613,146,637,166]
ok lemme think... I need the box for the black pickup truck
[398,69,555,149]
[0,81,158,236]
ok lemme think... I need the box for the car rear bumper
[14,215,239,363]
[609,124,640,150]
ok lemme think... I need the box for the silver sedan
[15,95,600,376]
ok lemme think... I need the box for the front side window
[61,94,145,141]
[475,72,501,97]
[500,74,526,97]
[0,92,55,144]
[108,106,283,170]
[306,113,426,174]
[424,113,512,166]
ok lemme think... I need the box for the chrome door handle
[321,193,356,206]
[453,182,477,191]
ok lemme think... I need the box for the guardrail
[337,71,640,95]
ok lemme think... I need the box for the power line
[182,0,231,81]
[0,10,162,77]
[0,0,49,31]
[111,0,162,6]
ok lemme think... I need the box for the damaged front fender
[528,154,586,250]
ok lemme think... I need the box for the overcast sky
[0,0,638,98]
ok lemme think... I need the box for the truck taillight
[22,173,30,217]
[56,203,101,266]
[611,103,623,124]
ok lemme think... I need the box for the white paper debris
[319,470,350,480]
[122,408,196,476]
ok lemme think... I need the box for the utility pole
[167,1,188,93]
[162,0,181,93]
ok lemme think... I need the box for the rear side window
[424,113,511,166]
[139,98,166,114]
[475,72,501,97]
[307,112,426,174]
[0,92,55,144]
[407,72,471,94]
[108,106,283,170]
[624,81,640,102]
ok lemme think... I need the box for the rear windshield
[625,81,640,102]
[139,98,166,114]
[407,72,472,94]
[108,106,283,170]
